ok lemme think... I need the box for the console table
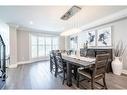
[80,48,113,72]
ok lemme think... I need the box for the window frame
[31,34,59,59]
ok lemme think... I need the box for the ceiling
[0,6,127,34]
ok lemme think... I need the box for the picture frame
[86,30,96,47]
[97,27,112,47]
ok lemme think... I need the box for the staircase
[0,35,6,89]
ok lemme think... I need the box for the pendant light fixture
[61,6,81,36]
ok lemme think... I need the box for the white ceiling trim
[17,26,60,35]
[80,8,127,31]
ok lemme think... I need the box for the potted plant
[112,41,126,75]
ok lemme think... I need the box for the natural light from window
[31,35,59,58]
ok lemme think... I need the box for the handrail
[0,34,6,87]
[0,35,5,46]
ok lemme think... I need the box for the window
[31,35,38,58]
[38,37,45,56]
[45,37,52,56]
[31,34,59,58]
[52,37,58,50]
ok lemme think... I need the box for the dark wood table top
[62,54,95,67]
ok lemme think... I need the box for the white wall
[17,30,30,62]
[59,36,65,50]
[0,20,10,57]
[72,18,127,70]
[9,25,17,66]
[65,36,70,50]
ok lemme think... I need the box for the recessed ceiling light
[30,21,33,25]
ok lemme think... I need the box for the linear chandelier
[61,6,81,20]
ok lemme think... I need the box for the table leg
[74,66,78,80]
[67,62,72,87]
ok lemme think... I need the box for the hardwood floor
[4,61,127,89]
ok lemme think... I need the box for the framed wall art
[87,30,96,47]
[97,27,112,47]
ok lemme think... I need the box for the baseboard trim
[8,57,49,68]
[8,64,18,68]
[122,69,127,75]
[17,60,33,65]
[17,58,49,65]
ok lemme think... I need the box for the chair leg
[76,73,80,88]
[55,67,58,77]
[74,66,77,80]
[103,76,107,89]
[62,71,65,85]
[91,79,94,89]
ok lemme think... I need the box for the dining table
[62,54,96,87]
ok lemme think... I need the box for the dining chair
[50,50,61,72]
[50,51,56,73]
[77,53,109,89]
[55,52,67,84]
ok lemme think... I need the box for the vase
[76,50,80,59]
[111,57,123,75]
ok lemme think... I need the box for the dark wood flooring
[4,61,127,89]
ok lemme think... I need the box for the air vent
[61,6,81,20]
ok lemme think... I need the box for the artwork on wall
[87,30,96,46]
[79,26,112,48]
[97,27,112,46]
[70,36,78,50]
